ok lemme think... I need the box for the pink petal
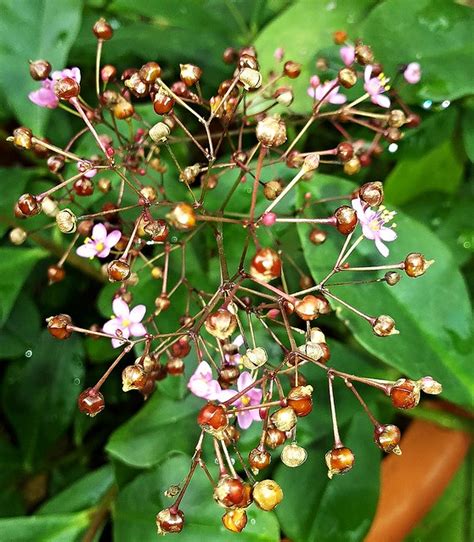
[96,246,111,259]
[92,223,108,242]
[237,411,255,429]
[362,223,376,240]
[130,322,146,337]
[113,297,130,319]
[329,93,347,104]
[364,65,373,84]
[404,62,421,84]
[76,242,98,258]
[233,335,244,348]
[129,304,146,323]
[340,46,355,66]
[248,387,263,404]
[373,94,391,108]
[111,337,125,348]
[194,361,213,380]
[375,237,389,257]
[206,380,223,400]
[237,371,254,391]
[105,230,121,248]
[219,389,238,403]
[28,87,58,109]
[310,75,320,88]
[379,227,397,242]
[351,197,366,218]
[307,87,317,99]
[103,318,121,335]
[188,377,210,398]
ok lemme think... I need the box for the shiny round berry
[107,260,130,282]
[265,426,286,449]
[250,247,281,283]
[249,447,271,471]
[343,157,361,175]
[374,424,402,454]
[283,60,301,78]
[213,475,252,509]
[113,99,134,120]
[358,181,384,207]
[204,309,237,340]
[29,59,51,81]
[309,227,327,245]
[197,403,228,437]
[17,193,41,217]
[54,77,80,100]
[166,357,185,375]
[139,61,161,83]
[337,142,354,162]
[222,509,247,533]
[78,387,105,417]
[180,63,202,86]
[325,446,355,478]
[73,177,94,196]
[47,265,65,284]
[170,337,191,358]
[47,314,72,340]
[390,378,420,409]
[338,67,357,88]
[281,442,307,467]
[287,385,313,417]
[335,206,357,235]
[270,406,297,431]
[404,253,434,278]
[155,507,184,535]
[153,91,175,115]
[354,43,374,65]
[252,479,283,511]
[93,18,113,40]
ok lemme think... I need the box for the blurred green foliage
[0,1,472,541]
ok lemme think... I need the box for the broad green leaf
[384,139,464,205]
[0,0,83,133]
[0,512,89,542]
[254,0,377,113]
[297,175,473,407]
[2,331,85,469]
[275,411,380,542]
[113,453,280,542]
[360,0,474,102]
[38,465,114,515]
[107,393,202,468]
[0,437,24,516]
[462,105,474,163]
[0,293,41,359]
[0,247,47,326]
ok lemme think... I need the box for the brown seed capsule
[385,271,401,286]
[155,294,170,312]
[93,18,113,40]
[325,446,355,478]
[263,180,283,201]
[309,227,327,245]
[222,509,247,533]
[180,63,202,86]
[214,475,252,509]
[73,177,94,196]
[256,116,287,147]
[372,315,398,337]
[151,266,163,280]
[47,265,65,284]
[335,205,357,235]
[139,61,161,83]
[17,193,41,217]
[404,253,434,278]
[299,275,313,290]
[122,364,148,392]
[218,364,240,386]
[388,109,406,128]
[170,337,191,358]
[166,357,185,376]
[358,181,384,207]
[337,142,354,162]
[204,309,237,340]
[343,157,361,175]
[250,247,281,283]
[333,30,348,45]
[338,67,357,88]
[54,77,80,100]
[271,406,297,431]
[385,127,403,143]
[222,425,240,446]
[153,91,175,115]
[281,442,308,467]
[354,43,374,65]
[166,202,196,230]
[295,295,324,321]
[47,154,65,174]
[390,378,421,409]
[107,260,131,282]
[113,98,134,120]
[238,52,259,70]
[197,402,229,437]
[249,447,271,471]
[286,150,304,169]
[374,424,402,454]
[283,60,301,78]
[29,59,52,81]
[47,314,72,340]
[180,164,201,185]
[223,47,238,64]
[252,479,283,511]
[78,388,105,417]
[265,426,287,449]
[155,508,184,535]
[124,72,149,98]
[287,385,313,417]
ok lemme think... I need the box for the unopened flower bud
[29,59,51,81]
[204,309,237,340]
[281,443,308,467]
[263,180,283,200]
[56,208,77,233]
[166,202,196,230]
[419,376,442,395]
[9,227,27,245]
[239,67,262,90]
[385,271,401,286]
[54,77,80,100]
[271,406,297,431]
[155,507,185,535]
[338,67,357,88]
[180,63,202,86]
[93,18,113,40]
[374,424,402,454]
[358,181,384,207]
[372,315,398,336]
[256,116,287,147]
[241,347,268,369]
[302,152,320,173]
[404,253,434,278]
[252,479,283,511]
[390,378,421,409]
[344,157,361,175]
[325,446,355,478]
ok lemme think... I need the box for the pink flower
[309,75,320,88]
[103,297,147,348]
[403,62,421,84]
[29,67,81,109]
[307,79,347,105]
[262,212,277,226]
[187,361,221,400]
[77,160,97,179]
[76,223,121,259]
[340,46,355,66]
[274,47,285,61]
[364,66,390,108]
[352,197,397,257]
[219,372,262,429]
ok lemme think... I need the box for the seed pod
[54,77,80,100]
[124,72,149,98]
[93,18,113,40]
[74,177,94,196]
[139,61,161,83]
[239,67,262,90]
[265,426,286,449]
[155,294,170,311]
[250,247,281,282]
[155,508,184,535]
[302,152,320,173]
[218,365,240,387]
[122,364,148,392]
[309,227,327,245]
[16,193,41,218]
[335,205,357,235]
[204,309,237,340]
[107,260,131,282]
[78,388,105,417]
[256,116,287,147]
[281,443,308,467]
[404,253,434,278]
[286,150,304,169]
[374,424,402,454]
[283,60,301,78]
[180,164,201,185]
[287,385,313,417]
[271,406,297,431]
[419,376,442,395]
[29,59,51,81]
[385,271,401,286]
[241,347,268,370]
[343,157,361,175]
[338,67,357,88]
[238,52,259,70]
[222,509,247,533]
[388,109,406,128]
[274,86,294,106]
[372,314,398,337]
[222,425,240,446]
[252,479,283,511]
[298,341,323,361]
[180,63,202,86]
[354,43,374,65]
[295,295,325,321]
[249,447,271,471]
[151,266,163,280]
[47,265,65,284]
[166,357,185,375]
[153,90,175,115]
[337,142,354,162]
[223,47,238,64]
[325,446,355,478]
[358,181,384,207]
[197,402,229,438]
[390,378,421,409]
[263,180,283,200]
[9,227,27,245]
[47,314,72,340]
[113,98,134,120]
[214,475,252,509]
[166,202,196,230]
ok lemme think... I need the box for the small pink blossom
[187,361,221,400]
[340,46,355,66]
[364,66,390,108]
[352,197,397,257]
[309,75,320,88]
[29,67,81,109]
[307,79,347,105]
[76,223,121,259]
[274,47,285,61]
[403,62,421,84]
[103,297,147,348]
[77,160,97,179]
[261,212,277,226]
[219,372,262,429]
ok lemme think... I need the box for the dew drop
[74,378,81,385]
[250,518,256,525]
[441,100,450,109]
[25,350,33,358]
[388,143,398,153]
[422,99,432,109]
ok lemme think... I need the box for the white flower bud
[274,87,293,107]
[281,443,307,467]
[41,196,59,217]
[241,347,268,369]
[239,68,262,90]
[56,208,77,233]
[302,153,320,173]
[9,227,27,245]
[149,122,171,143]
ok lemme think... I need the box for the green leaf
[0,247,47,327]
[113,453,280,542]
[0,0,83,133]
[0,512,89,542]
[462,105,474,163]
[275,411,380,542]
[0,293,41,359]
[106,393,202,468]
[2,331,85,469]
[297,175,473,407]
[384,139,464,205]
[360,0,474,102]
[38,465,114,515]
[254,0,376,113]
[0,437,24,516]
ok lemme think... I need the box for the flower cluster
[8,21,440,537]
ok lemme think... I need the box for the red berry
[78,387,105,417]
